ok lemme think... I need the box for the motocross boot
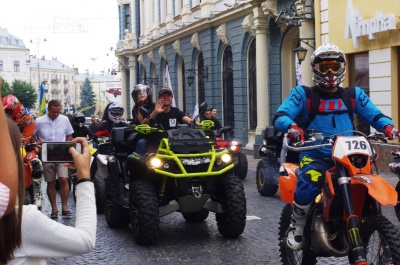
[286,201,312,251]
[32,177,43,210]
[31,158,43,210]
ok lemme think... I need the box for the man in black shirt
[143,87,192,129]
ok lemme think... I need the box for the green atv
[105,103,247,245]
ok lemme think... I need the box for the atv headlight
[150,157,162,168]
[221,153,232,163]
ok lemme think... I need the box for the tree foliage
[0,78,37,109]
[79,77,96,117]
[0,77,12,96]
[11,80,38,109]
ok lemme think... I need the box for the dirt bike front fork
[337,165,367,265]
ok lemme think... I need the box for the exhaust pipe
[312,214,349,257]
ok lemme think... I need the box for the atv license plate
[180,157,211,165]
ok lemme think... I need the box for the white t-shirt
[0,182,10,218]
[9,181,96,265]
[34,115,74,142]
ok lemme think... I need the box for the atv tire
[216,174,246,237]
[182,209,209,222]
[234,152,248,180]
[94,176,106,214]
[256,158,279,196]
[105,175,129,228]
[130,179,160,245]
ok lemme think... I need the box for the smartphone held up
[41,142,82,163]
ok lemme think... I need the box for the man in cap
[143,87,192,129]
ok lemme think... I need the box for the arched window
[197,52,205,105]
[248,40,257,130]
[222,46,234,129]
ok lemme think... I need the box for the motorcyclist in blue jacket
[273,43,399,251]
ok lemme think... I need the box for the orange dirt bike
[277,130,400,265]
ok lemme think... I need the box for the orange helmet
[2,94,22,120]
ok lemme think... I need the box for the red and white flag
[165,64,176,107]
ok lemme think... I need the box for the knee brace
[294,177,320,205]
[31,158,43,180]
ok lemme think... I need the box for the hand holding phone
[67,137,91,180]
[41,142,82,163]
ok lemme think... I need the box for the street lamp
[30,37,47,90]
[186,67,208,86]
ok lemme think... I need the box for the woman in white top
[1,117,96,264]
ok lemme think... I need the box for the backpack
[302,86,355,129]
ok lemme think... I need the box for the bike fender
[279,162,298,204]
[352,174,397,206]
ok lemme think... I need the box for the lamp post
[30,37,47,90]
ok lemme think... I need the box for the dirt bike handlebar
[280,131,386,168]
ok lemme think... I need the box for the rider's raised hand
[384,125,399,140]
[288,124,305,144]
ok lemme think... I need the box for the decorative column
[165,0,174,31]
[253,7,269,135]
[181,0,191,24]
[152,0,160,37]
[118,57,128,118]
[128,55,137,119]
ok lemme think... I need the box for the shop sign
[345,0,396,48]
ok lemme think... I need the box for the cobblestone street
[41,153,400,264]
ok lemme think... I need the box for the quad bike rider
[203,108,248,180]
[104,101,247,245]
[2,95,43,209]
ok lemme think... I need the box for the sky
[0,0,119,75]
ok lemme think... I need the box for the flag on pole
[192,103,199,120]
[295,53,304,86]
[38,83,47,117]
[164,64,176,107]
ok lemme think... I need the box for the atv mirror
[139,107,150,119]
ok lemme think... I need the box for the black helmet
[73,112,86,127]
[131,84,152,105]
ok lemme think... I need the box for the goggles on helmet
[316,60,344,75]
[110,108,124,116]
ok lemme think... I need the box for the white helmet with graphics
[108,102,124,124]
[311,43,346,89]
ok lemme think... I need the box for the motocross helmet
[108,102,124,124]
[2,94,22,120]
[311,43,346,89]
[73,112,86,127]
[131,84,153,105]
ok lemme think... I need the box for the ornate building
[115,0,315,150]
